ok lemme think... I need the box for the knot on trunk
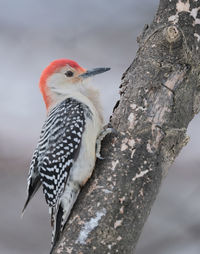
[165,25,181,43]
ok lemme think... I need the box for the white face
[47,65,85,92]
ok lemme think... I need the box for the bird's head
[39,59,110,109]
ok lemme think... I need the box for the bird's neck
[47,84,104,123]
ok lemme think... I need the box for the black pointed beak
[79,67,111,78]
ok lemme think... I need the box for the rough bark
[53,0,200,253]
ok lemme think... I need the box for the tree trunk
[53,0,200,253]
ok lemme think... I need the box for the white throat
[47,79,104,124]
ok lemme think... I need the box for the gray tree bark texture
[53,0,200,253]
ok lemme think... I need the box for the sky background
[0,0,200,253]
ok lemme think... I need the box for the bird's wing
[22,147,42,215]
[38,98,86,208]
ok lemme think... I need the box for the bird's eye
[65,70,74,77]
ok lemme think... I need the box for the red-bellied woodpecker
[22,59,110,253]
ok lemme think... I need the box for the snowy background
[0,0,200,253]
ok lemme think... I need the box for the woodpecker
[22,59,110,253]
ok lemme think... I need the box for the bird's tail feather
[49,185,80,253]
[49,205,64,254]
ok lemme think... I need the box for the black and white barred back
[28,98,91,207]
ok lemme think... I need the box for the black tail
[49,205,64,254]
[49,184,81,253]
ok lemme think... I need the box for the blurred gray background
[0,0,200,253]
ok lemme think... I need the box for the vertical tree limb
[53,0,200,253]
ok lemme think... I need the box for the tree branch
[53,0,200,253]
